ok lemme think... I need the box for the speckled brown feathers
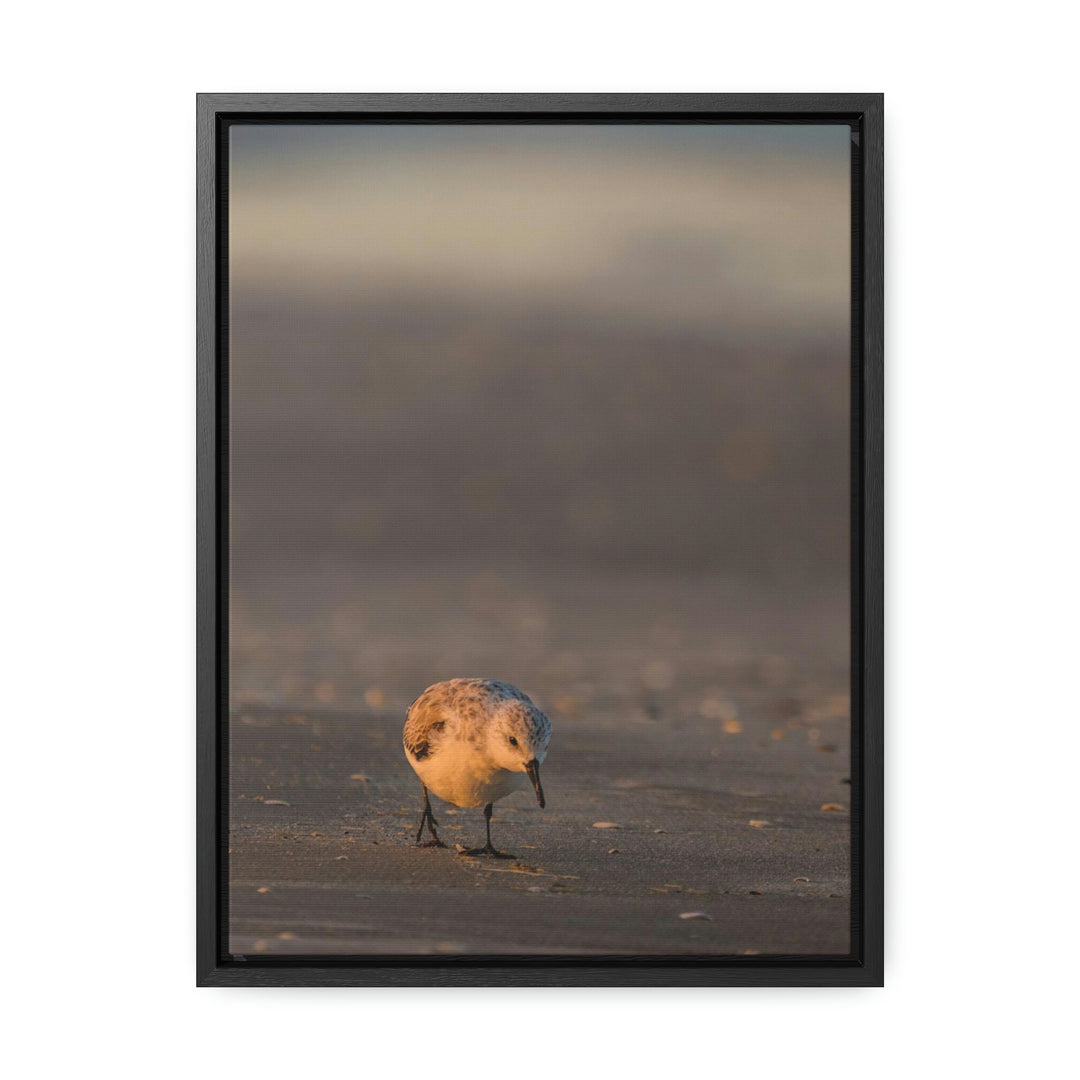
[402,716,443,761]
[403,678,535,761]
[402,678,553,817]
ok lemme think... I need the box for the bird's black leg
[415,785,445,848]
[457,802,514,858]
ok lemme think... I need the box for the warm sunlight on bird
[403,678,552,857]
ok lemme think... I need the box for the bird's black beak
[525,759,545,808]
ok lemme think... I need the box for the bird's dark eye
[509,736,518,746]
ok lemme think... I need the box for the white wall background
[3,2,1076,1077]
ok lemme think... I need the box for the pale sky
[229,123,850,342]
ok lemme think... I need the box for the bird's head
[488,700,551,807]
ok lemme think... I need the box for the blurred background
[228,123,851,725]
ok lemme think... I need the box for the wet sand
[228,644,851,957]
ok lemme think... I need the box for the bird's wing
[402,693,448,761]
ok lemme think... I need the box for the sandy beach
[228,573,852,958]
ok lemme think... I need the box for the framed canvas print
[197,93,883,986]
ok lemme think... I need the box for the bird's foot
[415,808,441,845]
[457,844,514,859]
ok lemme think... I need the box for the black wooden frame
[197,93,883,987]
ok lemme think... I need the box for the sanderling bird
[403,678,552,858]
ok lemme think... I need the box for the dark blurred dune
[229,292,848,587]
